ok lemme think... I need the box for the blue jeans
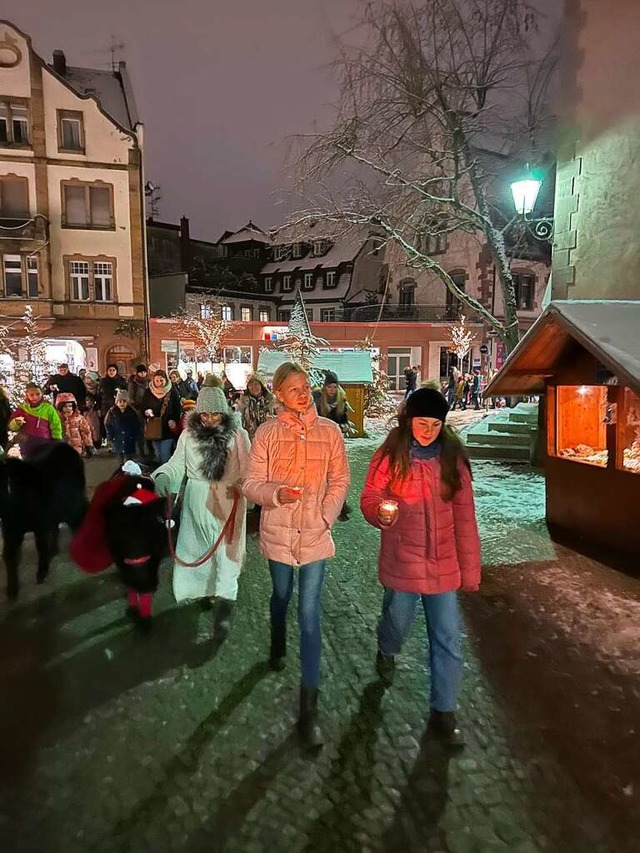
[152,438,173,464]
[269,560,326,689]
[378,588,463,712]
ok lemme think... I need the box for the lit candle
[378,499,399,521]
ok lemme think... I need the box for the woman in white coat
[152,380,250,629]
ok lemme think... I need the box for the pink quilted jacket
[360,450,481,594]
[242,405,350,566]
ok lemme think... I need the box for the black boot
[375,650,395,686]
[428,710,465,749]
[297,686,323,751]
[213,598,234,636]
[269,625,286,671]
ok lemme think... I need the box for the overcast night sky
[2,0,359,239]
[2,0,560,241]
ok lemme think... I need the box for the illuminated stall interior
[485,300,640,558]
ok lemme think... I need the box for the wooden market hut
[485,300,640,557]
[257,350,374,437]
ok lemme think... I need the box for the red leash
[165,492,240,568]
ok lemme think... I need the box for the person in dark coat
[127,365,149,413]
[313,371,350,433]
[0,385,12,451]
[105,390,142,463]
[313,370,351,520]
[140,369,181,464]
[44,363,87,410]
[98,364,127,436]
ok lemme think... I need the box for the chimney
[52,50,67,77]
[180,216,191,272]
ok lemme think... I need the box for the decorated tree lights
[0,305,52,407]
[354,336,396,419]
[447,314,477,374]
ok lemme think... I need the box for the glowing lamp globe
[510,173,543,216]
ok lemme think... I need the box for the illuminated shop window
[620,388,640,474]
[556,385,608,468]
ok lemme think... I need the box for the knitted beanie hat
[323,370,339,386]
[115,389,129,404]
[195,386,229,414]
[405,388,449,422]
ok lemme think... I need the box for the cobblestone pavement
[0,444,638,853]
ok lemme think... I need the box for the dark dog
[0,442,88,599]
[102,476,168,598]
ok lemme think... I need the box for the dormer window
[283,274,292,292]
[312,239,327,257]
[292,242,302,259]
[324,271,336,288]
[273,245,286,261]
[264,276,273,293]
[303,272,314,290]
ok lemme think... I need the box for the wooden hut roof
[485,300,640,397]
[257,350,374,384]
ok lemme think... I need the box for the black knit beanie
[405,388,449,422]
[323,370,339,386]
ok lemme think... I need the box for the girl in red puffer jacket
[360,387,481,749]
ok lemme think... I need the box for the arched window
[445,268,467,320]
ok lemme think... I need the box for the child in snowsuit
[105,390,142,464]
[56,393,94,456]
[9,382,63,458]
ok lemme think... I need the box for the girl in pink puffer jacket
[243,362,350,750]
[360,387,481,749]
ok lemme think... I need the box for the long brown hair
[377,410,471,501]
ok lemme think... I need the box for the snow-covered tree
[171,297,235,364]
[0,305,53,406]
[274,291,327,385]
[448,315,477,365]
[354,336,397,418]
[291,0,556,353]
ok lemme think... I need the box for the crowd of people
[2,359,482,753]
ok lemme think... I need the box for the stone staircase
[464,403,539,462]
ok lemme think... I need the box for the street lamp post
[509,166,554,242]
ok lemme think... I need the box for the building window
[321,308,335,322]
[273,246,286,261]
[241,306,252,322]
[512,272,535,310]
[200,303,212,320]
[422,233,447,255]
[2,254,39,298]
[221,305,233,321]
[445,270,466,319]
[0,99,29,146]
[93,261,113,302]
[69,260,90,301]
[324,270,336,289]
[292,243,302,259]
[57,110,85,152]
[62,181,114,229]
[398,281,416,316]
[283,274,292,292]
[66,256,116,302]
[0,176,29,218]
[303,272,314,290]
[312,239,327,257]
[278,310,291,322]
[264,276,273,292]
[259,307,270,322]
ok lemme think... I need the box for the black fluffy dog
[0,442,88,599]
